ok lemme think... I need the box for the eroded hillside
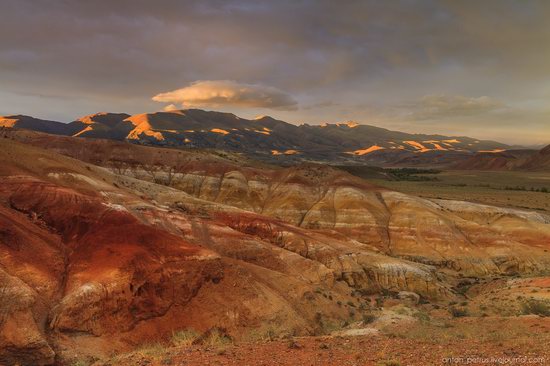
[0,134,549,365]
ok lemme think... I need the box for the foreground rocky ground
[93,316,550,366]
[0,132,549,365]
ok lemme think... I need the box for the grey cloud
[406,95,505,120]
[301,101,337,110]
[0,0,549,143]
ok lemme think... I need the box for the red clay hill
[0,131,549,365]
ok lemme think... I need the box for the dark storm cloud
[0,0,549,144]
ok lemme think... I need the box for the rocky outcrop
[0,269,55,366]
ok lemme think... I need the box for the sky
[0,0,549,145]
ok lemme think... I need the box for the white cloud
[152,80,298,110]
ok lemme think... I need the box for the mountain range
[1,109,519,166]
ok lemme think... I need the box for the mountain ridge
[0,109,532,166]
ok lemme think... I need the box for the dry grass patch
[135,342,165,359]
[171,329,201,347]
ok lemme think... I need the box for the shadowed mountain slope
[519,144,550,171]
[451,145,550,171]
[1,109,515,166]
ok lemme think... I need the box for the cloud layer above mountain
[407,95,505,120]
[0,0,549,144]
[152,80,297,110]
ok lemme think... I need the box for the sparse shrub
[347,300,356,307]
[171,329,200,347]
[203,328,233,348]
[362,313,376,324]
[521,299,550,316]
[450,307,468,318]
[161,357,174,365]
[376,359,401,366]
[314,312,323,329]
[137,342,165,358]
[263,327,277,341]
[287,339,302,349]
[413,310,430,323]
[380,288,392,297]
[395,307,408,315]
[456,286,471,295]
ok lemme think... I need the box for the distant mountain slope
[452,149,536,170]
[450,145,550,171]
[0,114,79,135]
[70,112,133,139]
[519,144,550,171]
[1,109,514,165]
